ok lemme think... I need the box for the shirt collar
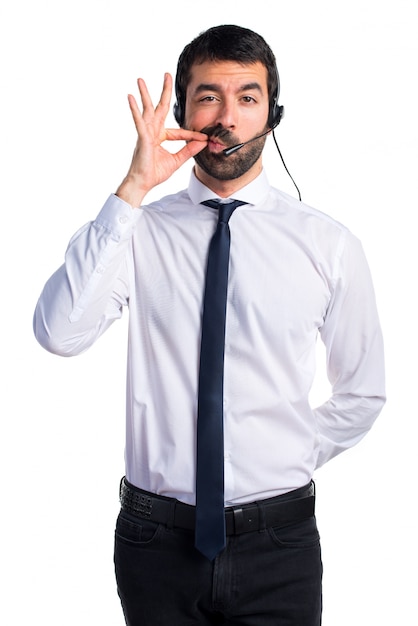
[188,168,270,207]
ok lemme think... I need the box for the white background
[1,0,416,623]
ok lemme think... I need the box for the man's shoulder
[143,188,191,214]
[268,185,349,234]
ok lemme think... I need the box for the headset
[173,62,301,201]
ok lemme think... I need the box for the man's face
[184,60,270,182]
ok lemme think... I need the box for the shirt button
[96,265,105,274]
[119,215,128,224]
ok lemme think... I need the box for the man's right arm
[33,194,139,356]
[34,73,208,356]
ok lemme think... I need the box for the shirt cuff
[94,193,143,241]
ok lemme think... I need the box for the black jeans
[114,499,322,625]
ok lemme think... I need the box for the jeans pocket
[268,516,320,549]
[115,511,162,546]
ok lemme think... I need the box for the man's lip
[208,137,226,151]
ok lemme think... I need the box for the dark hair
[174,25,280,126]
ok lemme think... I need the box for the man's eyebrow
[193,83,220,95]
[193,82,264,95]
[240,82,263,93]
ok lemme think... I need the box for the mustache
[199,123,238,144]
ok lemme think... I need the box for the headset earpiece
[269,102,284,129]
[268,65,283,129]
[173,100,183,126]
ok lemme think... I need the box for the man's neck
[194,161,263,198]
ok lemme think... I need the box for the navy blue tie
[195,199,246,561]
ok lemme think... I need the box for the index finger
[165,128,209,142]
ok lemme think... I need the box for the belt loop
[232,508,245,534]
[256,500,266,532]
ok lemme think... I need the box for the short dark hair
[174,25,279,126]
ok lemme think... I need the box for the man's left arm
[314,231,386,468]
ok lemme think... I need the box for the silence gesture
[116,73,208,207]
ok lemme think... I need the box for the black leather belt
[119,478,315,535]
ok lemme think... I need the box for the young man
[34,25,385,625]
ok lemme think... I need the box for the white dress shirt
[34,169,386,505]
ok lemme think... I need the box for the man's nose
[214,101,237,130]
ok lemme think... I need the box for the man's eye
[242,96,256,103]
[200,96,217,102]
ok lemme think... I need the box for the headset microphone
[223,124,279,156]
[221,107,301,201]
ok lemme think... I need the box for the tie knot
[201,199,247,224]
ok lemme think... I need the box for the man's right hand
[115,73,208,208]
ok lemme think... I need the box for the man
[34,25,386,625]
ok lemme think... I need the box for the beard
[192,123,267,181]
